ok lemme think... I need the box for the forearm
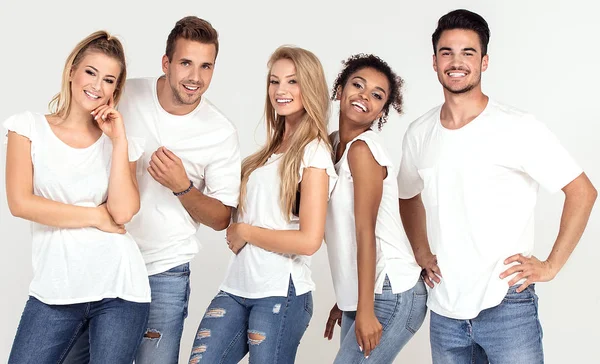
[107,140,139,224]
[9,195,99,229]
[546,185,597,272]
[356,230,377,312]
[178,188,232,231]
[241,224,322,256]
[399,196,432,261]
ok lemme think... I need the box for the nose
[92,76,102,91]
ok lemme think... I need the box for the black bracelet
[173,180,194,196]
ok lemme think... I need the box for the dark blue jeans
[63,262,191,364]
[8,296,149,364]
[189,278,312,364]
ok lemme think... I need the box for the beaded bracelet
[173,180,194,196]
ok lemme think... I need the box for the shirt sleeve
[397,128,424,199]
[3,112,35,145]
[204,131,241,208]
[299,138,338,198]
[127,136,145,162]
[518,115,582,193]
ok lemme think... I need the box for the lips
[351,100,368,112]
[276,98,293,104]
[445,69,469,78]
[84,90,101,100]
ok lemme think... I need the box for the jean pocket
[406,287,427,334]
[503,285,536,304]
[303,293,314,317]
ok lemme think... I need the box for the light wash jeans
[430,284,544,364]
[189,278,312,364]
[8,296,149,364]
[64,262,191,364]
[334,276,428,363]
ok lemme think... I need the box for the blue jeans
[8,296,149,364]
[189,278,312,364]
[64,263,191,364]
[334,277,428,363]
[430,284,544,364]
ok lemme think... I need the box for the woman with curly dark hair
[323,54,427,363]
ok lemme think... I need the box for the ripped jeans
[63,263,191,364]
[189,278,312,364]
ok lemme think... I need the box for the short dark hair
[331,54,404,130]
[432,9,490,56]
[165,16,219,61]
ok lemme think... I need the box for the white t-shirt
[121,77,241,275]
[325,130,421,311]
[3,111,150,304]
[220,139,337,298]
[397,99,582,319]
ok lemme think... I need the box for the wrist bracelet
[173,180,194,196]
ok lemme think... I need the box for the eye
[269,80,279,85]
[85,69,96,76]
[104,78,115,84]
[464,52,473,57]
[202,64,212,69]
[441,52,451,56]
[288,79,297,84]
[352,82,363,89]
[372,93,383,100]
[181,61,190,66]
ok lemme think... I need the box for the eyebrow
[86,65,116,79]
[438,47,479,53]
[352,76,387,95]
[270,73,296,79]
[179,58,214,66]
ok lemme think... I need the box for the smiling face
[433,29,488,95]
[337,67,390,129]
[162,38,216,108]
[69,51,121,112]
[268,58,305,122]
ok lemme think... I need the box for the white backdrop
[1,0,598,363]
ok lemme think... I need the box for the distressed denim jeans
[189,278,312,364]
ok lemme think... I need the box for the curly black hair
[331,54,404,130]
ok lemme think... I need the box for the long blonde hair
[49,31,127,118]
[239,46,331,221]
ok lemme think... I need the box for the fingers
[324,317,336,340]
[516,280,532,293]
[150,152,167,172]
[504,254,526,265]
[162,147,180,162]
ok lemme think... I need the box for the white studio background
[1,0,598,362]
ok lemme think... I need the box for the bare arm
[398,194,441,287]
[347,141,384,358]
[177,188,232,231]
[227,167,329,256]
[6,131,124,233]
[93,103,140,224]
[501,172,597,291]
[147,146,232,231]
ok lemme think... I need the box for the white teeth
[351,101,367,112]
[183,85,199,91]
[84,90,100,99]
[448,72,466,77]
[277,98,292,103]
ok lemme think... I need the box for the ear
[162,54,170,74]
[432,54,438,72]
[481,54,489,72]
[335,85,342,100]
[69,67,75,82]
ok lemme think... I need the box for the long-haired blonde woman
[188,46,336,364]
[5,31,150,363]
